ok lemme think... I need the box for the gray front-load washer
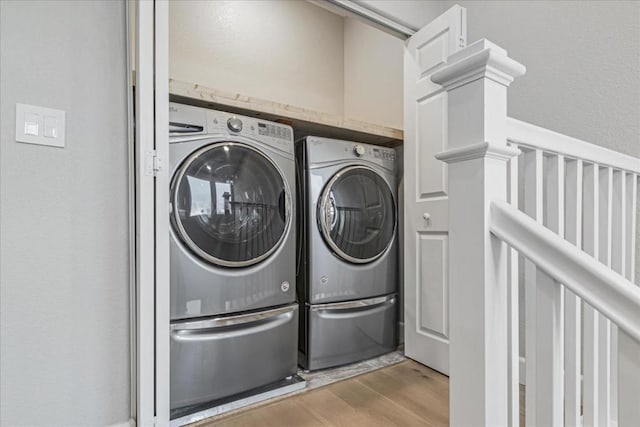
[169,103,297,414]
[296,136,398,370]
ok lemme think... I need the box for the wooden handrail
[489,199,640,343]
[507,117,640,174]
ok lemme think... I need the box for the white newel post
[433,40,525,426]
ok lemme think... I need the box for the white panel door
[403,5,466,374]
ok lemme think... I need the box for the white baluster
[582,162,600,427]
[534,153,564,427]
[507,146,520,427]
[610,170,627,424]
[624,173,637,283]
[524,148,542,427]
[598,166,613,426]
[611,169,626,283]
[565,158,583,426]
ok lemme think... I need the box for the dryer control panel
[350,144,396,162]
[371,147,396,161]
[306,136,397,172]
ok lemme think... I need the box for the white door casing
[135,0,170,425]
[403,5,466,375]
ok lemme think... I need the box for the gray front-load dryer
[296,136,398,370]
[169,103,298,415]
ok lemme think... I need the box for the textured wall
[444,0,640,157]
[0,1,131,425]
[170,0,345,116]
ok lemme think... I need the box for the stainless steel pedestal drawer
[301,294,397,371]
[170,303,298,410]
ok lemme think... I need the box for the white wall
[0,1,131,425]
[344,18,404,129]
[170,0,345,116]
[170,1,411,129]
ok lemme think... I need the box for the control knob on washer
[227,117,243,132]
[353,145,365,157]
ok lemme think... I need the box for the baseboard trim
[108,418,135,427]
[170,377,307,426]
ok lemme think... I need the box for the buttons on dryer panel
[373,148,395,161]
[381,151,395,161]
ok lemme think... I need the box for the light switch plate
[16,103,66,148]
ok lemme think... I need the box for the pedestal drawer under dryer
[301,294,397,371]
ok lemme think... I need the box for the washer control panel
[257,122,292,141]
[169,102,294,153]
[209,110,293,154]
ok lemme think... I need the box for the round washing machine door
[171,142,290,267]
[318,165,396,264]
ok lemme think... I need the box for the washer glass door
[172,142,289,267]
[318,166,396,263]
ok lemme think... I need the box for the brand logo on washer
[281,281,290,292]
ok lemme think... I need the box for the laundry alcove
[133,1,460,424]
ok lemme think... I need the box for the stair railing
[433,39,640,426]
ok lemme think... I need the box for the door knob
[423,213,431,221]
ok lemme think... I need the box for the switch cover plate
[16,103,66,148]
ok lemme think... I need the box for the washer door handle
[278,190,287,222]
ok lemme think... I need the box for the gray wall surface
[442,0,640,158]
[0,1,131,425]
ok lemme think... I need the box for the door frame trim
[312,0,415,39]
[125,0,136,422]
[134,0,170,425]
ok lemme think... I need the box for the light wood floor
[199,360,449,427]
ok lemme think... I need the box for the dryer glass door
[171,142,289,267]
[319,166,396,264]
